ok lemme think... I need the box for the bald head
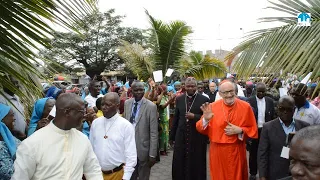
[55,93,84,130]
[278,95,295,107]
[56,93,83,110]
[131,81,144,89]
[219,80,236,91]
[293,125,320,143]
[219,80,237,105]
[104,92,120,105]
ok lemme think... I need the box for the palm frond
[226,0,320,83]
[146,10,192,76]
[118,40,154,81]
[179,51,227,80]
[0,0,97,106]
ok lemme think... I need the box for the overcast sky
[98,0,288,52]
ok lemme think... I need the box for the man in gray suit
[123,81,158,180]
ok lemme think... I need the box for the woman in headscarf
[0,104,20,180]
[45,86,62,100]
[27,97,55,137]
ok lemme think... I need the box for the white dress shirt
[12,122,103,180]
[256,96,266,128]
[85,94,104,108]
[90,113,137,180]
[0,92,26,135]
[201,92,210,99]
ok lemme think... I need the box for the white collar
[104,113,120,121]
[256,96,265,101]
[49,121,71,134]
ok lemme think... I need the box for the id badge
[280,146,290,159]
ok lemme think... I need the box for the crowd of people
[0,74,320,180]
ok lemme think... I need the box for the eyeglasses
[278,107,295,112]
[58,108,86,115]
[220,90,235,95]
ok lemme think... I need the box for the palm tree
[179,51,227,80]
[146,10,192,80]
[226,0,320,85]
[118,40,154,81]
[0,0,97,107]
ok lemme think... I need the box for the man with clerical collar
[170,77,209,180]
[290,83,320,125]
[123,81,158,180]
[196,80,258,180]
[12,93,103,180]
[90,92,137,180]
[258,96,309,180]
[208,81,218,103]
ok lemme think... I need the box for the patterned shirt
[0,138,21,180]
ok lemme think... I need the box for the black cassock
[170,93,209,180]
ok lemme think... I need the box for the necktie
[130,102,138,124]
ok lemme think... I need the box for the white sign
[301,72,312,84]
[153,70,163,83]
[279,88,288,97]
[297,13,311,27]
[165,68,174,77]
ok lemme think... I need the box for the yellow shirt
[96,110,103,118]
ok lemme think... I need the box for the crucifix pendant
[104,135,108,139]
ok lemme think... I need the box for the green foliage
[40,9,146,78]
[146,10,193,77]
[118,41,154,81]
[178,51,227,80]
[0,0,97,106]
[226,0,320,87]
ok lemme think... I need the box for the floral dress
[159,95,170,152]
[0,138,20,180]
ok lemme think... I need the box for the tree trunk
[86,69,103,79]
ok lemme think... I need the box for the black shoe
[249,175,256,180]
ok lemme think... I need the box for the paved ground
[150,146,253,180]
[150,147,211,180]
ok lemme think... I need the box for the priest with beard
[169,77,209,180]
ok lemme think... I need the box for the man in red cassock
[196,80,258,180]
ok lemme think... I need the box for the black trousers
[249,128,262,175]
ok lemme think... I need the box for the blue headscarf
[172,81,181,93]
[27,98,52,137]
[0,104,17,157]
[82,121,90,138]
[46,86,62,99]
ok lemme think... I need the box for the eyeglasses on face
[278,107,295,112]
[58,108,86,115]
[220,90,235,95]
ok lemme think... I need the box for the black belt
[102,164,125,175]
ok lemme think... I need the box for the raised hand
[200,102,214,121]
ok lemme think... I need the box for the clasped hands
[200,102,243,136]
